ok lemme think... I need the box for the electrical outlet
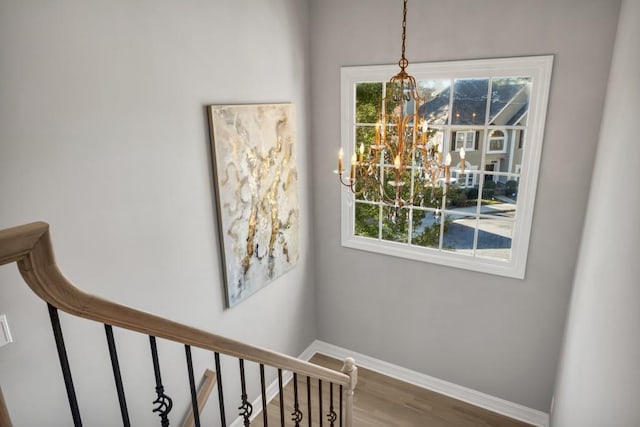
[0,314,13,347]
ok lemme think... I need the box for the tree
[356,83,382,124]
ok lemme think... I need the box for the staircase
[0,222,357,426]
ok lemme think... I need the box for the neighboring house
[419,78,529,191]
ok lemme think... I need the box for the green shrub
[412,216,450,248]
[466,187,479,200]
[447,187,467,207]
[506,180,518,197]
[420,186,444,209]
[482,188,495,199]
[483,180,496,199]
[413,222,440,248]
[381,207,409,243]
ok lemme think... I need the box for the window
[455,131,476,151]
[488,130,506,153]
[340,56,553,279]
[453,164,477,188]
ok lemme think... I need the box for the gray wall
[0,1,314,425]
[1,0,630,422]
[551,0,640,424]
[309,0,620,411]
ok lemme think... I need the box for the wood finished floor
[251,354,533,427]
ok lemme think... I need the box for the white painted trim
[456,130,477,151]
[228,345,317,427]
[0,314,13,347]
[231,340,549,427]
[340,55,554,280]
[307,340,550,427]
[487,130,507,153]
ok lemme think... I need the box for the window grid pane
[342,56,553,278]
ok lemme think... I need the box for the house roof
[418,78,530,127]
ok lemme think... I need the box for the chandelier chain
[399,0,408,71]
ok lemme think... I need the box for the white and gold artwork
[208,103,299,307]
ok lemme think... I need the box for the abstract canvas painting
[208,103,299,307]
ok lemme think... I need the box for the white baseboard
[308,340,549,427]
[231,339,549,427]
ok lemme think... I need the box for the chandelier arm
[337,172,353,188]
[409,114,421,154]
[379,184,400,207]
[359,163,397,207]
[345,164,383,199]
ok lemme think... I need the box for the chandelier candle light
[337,0,463,208]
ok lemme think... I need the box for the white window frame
[340,55,553,279]
[455,131,476,151]
[452,163,477,188]
[487,130,507,153]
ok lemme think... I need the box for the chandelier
[337,0,465,208]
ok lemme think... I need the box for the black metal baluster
[149,336,173,427]
[278,369,285,427]
[318,380,323,427]
[104,324,130,427]
[238,359,252,426]
[260,364,268,427]
[291,373,303,426]
[184,345,201,427]
[327,383,337,426]
[48,304,82,426]
[214,352,227,426]
[307,376,312,427]
[339,385,343,427]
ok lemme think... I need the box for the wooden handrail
[0,386,12,427]
[182,369,216,427]
[0,222,352,388]
[0,221,48,265]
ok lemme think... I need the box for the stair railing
[0,222,357,426]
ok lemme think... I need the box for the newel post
[341,357,358,427]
